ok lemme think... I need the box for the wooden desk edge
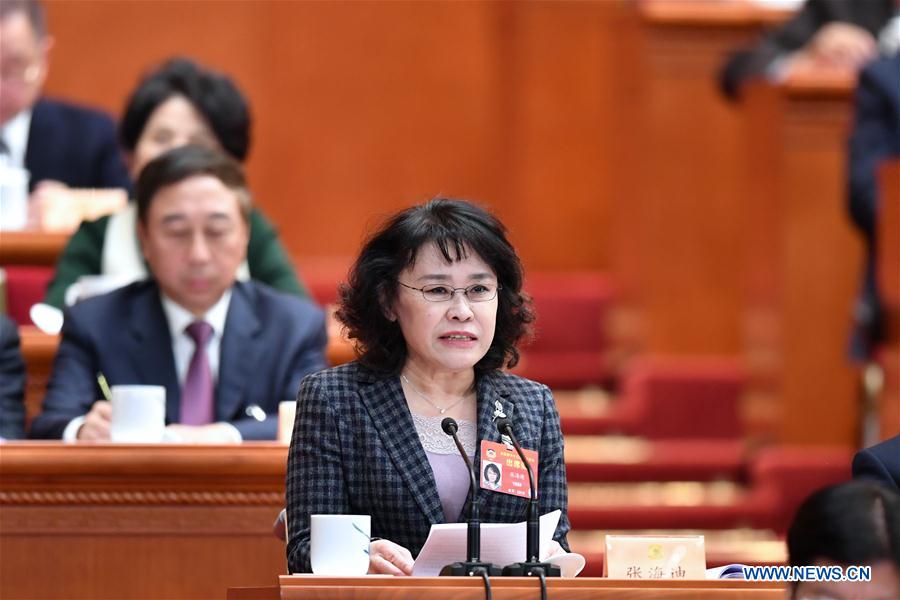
[0,230,69,266]
[782,73,855,98]
[0,441,289,478]
[277,575,785,589]
[640,0,790,27]
[229,576,786,600]
[222,577,790,600]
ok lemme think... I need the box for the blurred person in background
[786,480,900,599]
[0,0,131,220]
[846,54,900,364]
[719,0,899,99]
[0,314,26,441]
[30,146,327,443]
[44,57,307,309]
[854,436,900,490]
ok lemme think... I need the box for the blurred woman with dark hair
[44,57,306,309]
[285,198,570,574]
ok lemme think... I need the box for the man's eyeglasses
[398,281,500,303]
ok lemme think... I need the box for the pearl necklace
[401,374,469,415]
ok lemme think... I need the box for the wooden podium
[228,575,786,599]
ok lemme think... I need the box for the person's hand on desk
[77,400,112,441]
[164,423,242,444]
[367,539,414,576]
[29,180,128,232]
[545,540,567,559]
[788,23,877,74]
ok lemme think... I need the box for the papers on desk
[29,303,63,334]
[65,274,139,307]
[412,509,584,577]
[706,564,747,579]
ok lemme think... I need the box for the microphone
[494,417,561,577]
[438,417,502,577]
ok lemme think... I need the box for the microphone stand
[439,418,502,577]
[495,418,561,578]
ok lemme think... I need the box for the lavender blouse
[412,413,477,522]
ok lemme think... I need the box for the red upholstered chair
[744,445,854,534]
[297,260,347,308]
[3,266,53,326]
[614,356,746,440]
[515,272,616,389]
[305,275,341,308]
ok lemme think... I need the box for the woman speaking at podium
[286,198,570,574]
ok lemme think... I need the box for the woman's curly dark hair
[337,198,534,375]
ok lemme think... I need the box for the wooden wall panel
[252,2,506,264]
[41,1,635,277]
[623,10,771,356]
[779,91,861,445]
[743,76,863,446]
[492,2,634,271]
[878,162,900,440]
[269,576,786,599]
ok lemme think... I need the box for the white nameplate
[604,535,706,580]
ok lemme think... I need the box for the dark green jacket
[45,209,306,309]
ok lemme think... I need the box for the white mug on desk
[109,385,166,443]
[310,514,371,575]
[0,165,30,231]
[278,400,297,444]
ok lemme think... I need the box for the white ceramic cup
[278,400,296,444]
[109,385,166,443]
[310,514,371,575]
[0,166,30,231]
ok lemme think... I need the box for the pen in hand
[96,372,113,402]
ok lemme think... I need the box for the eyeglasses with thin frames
[398,281,500,303]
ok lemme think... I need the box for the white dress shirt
[0,109,32,171]
[160,289,230,386]
[879,14,900,56]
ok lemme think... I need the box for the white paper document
[706,564,747,579]
[412,510,561,576]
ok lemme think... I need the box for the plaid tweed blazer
[285,361,570,573]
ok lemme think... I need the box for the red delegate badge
[479,440,538,498]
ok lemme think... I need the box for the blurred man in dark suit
[847,54,900,362]
[29,146,327,443]
[0,314,26,440]
[854,436,900,490]
[719,0,898,99]
[0,0,130,192]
